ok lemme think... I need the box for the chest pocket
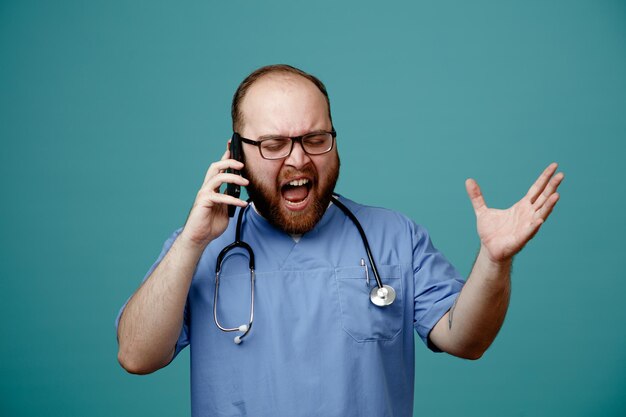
[334,265,404,342]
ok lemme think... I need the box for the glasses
[237,130,337,160]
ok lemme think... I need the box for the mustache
[241,165,317,187]
[277,165,317,184]
[278,164,317,180]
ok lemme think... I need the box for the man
[116,64,563,416]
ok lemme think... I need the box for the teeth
[288,179,309,187]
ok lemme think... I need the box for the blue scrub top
[118,195,464,417]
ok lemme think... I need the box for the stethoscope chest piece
[370,284,396,307]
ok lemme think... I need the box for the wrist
[477,245,512,274]
[176,231,211,256]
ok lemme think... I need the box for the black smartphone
[225,133,242,217]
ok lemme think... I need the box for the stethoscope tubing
[329,195,385,290]
[214,204,255,342]
[213,196,394,344]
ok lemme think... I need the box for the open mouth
[281,178,312,209]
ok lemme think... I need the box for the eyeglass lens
[260,133,333,159]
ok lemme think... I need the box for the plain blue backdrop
[1,1,625,416]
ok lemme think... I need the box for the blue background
[1,1,625,416]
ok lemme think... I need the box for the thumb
[465,178,487,214]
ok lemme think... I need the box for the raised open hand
[466,163,564,264]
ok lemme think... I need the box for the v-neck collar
[245,198,340,241]
[241,197,342,269]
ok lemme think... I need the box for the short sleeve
[412,223,465,352]
[115,228,190,360]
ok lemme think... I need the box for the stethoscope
[213,195,396,344]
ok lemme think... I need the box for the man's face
[239,74,339,235]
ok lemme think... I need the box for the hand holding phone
[179,140,247,249]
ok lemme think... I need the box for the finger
[200,140,237,185]
[465,178,487,214]
[533,171,564,209]
[203,159,245,186]
[201,192,249,209]
[536,192,560,221]
[217,144,231,165]
[526,162,558,203]
[206,172,249,192]
[525,218,544,242]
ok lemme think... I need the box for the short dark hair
[231,64,333,133]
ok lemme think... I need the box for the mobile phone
[225,133,242,217]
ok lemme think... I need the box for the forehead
[239,73,331,138]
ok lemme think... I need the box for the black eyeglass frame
[235,130,337,160]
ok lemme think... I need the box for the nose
[284,140,311,169]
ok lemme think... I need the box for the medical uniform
[117,195,465,417]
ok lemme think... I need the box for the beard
[243,154,340,235]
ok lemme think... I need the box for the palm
[476,199,537,262]
[466,163,564,263]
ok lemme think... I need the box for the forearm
[430,245,511,359]
[117,235,205,374]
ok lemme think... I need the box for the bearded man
[116,64,563,417]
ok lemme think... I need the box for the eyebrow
[257,129,329,140]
